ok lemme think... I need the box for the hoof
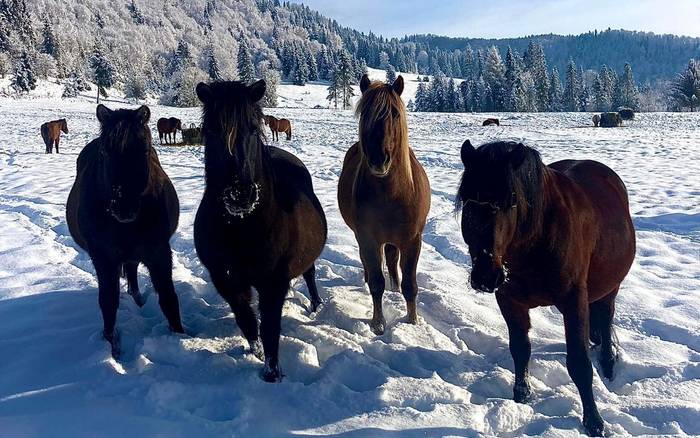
[600,356,616,381]
[583,412,605,437]
[260,360,283,383]
[104,330,121,358]
[513,382,531,404]
[370,318,386,335]
[249,340,265,361]
[310,298,323,313]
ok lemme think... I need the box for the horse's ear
[136,105,150,125]
[509,143,528,169]
[360,74,371,93]
[196,82,212,104]
[96,104,112,124]
[460,139,476,167]
[392,75,404,96]
[248,80,266,103]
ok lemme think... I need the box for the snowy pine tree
[41,15,59,60]
[11,50,36,93]
[563,60,580,112]
[127,0,145,25]
[336,51,355,109]
[261,66,280,108]
[414,81,429,112]
[237,39,255,83]
[385,64,397,84]
[326,67,339,109]
[89,42,116,103]
[206,42,222,82]
[671,59,700,112]
[614,63,640,110]
[548,67,563,111]
[483,46,506,111]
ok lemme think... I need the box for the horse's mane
[355,81,412,182]
[456,141,546,240]
[99,109,152,153]
[200,81,267,155]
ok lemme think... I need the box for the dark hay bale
[618,108,635,121]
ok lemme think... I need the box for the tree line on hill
[0,0,698,112]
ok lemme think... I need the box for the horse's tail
[40,125,50,146]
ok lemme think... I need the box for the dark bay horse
[194,80,327,382]
[338,75,431,335]
[66,104,184,356]
[157,117,182,144]
[455,140,635,436]
[482,118,500,126]
[263,115,292,141]
[41,118,68,153]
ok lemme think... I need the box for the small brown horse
[263,115,292,141]
[338,75,431,335]
[67,105,183,356]
[195,80,326,382]
[482,118,500,126]
[41,119,68,153]
[157,117,182,144]
[456,140,635,436]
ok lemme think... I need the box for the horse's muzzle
[222,181,260,218]
[109,202,140,224]
[470,264,506,293]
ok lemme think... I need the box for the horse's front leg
[258,277,289,382]
[55,137,60,153]
[359,238,386,335]
[92,252,121,356]
[302,264,322,312]
[143,244,184,333]
[560,290,605,437]
[496,292,532,403]
[124,261,144,307]
[209,268,261,359]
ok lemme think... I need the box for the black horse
[66,104,184,355]
[194,80,327,382]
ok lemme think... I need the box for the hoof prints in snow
[0,99,699,436]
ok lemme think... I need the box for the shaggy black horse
[66,104,184,356]
[194,80,327,382]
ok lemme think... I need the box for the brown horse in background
[482,118,500,126]
[157,117,182,144]
[41,119,68,153]
[592,114,600,127]
[456,140,635,436]
[263,115,292,141]
[338,75,431,335]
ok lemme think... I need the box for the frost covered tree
[614,63,640,110]
[41,15,59,60]
[317,45,332,80]
[261,66,280,107]
[414,81,429,112]
[336,51,356,109]
[326,69,339,109]
[305,48,318,81]
[563,60,581,111]
[89,42,116,103]
[548,67,563,111]
[206,42,222,81]
[385,63,396,84]
[237,39,255,83]
[0,52,9,77]
[524,42,549,111]
[127,0,145,25]
[504,47,520,111]
[483,46,506,111]
[124,73,147,101]
[11,50,36,93]
[671,59,700,112]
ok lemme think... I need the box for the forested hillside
[0,0,697,110]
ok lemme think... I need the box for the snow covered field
[0,96,699,437]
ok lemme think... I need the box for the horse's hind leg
[590,288,618,380]
[303,264,322,312]
[124,261,144,307]
[384,244,400,291]
[258,277,289,382]
[399,238,422,324]
[359,239,386,335]
[54,138,60,154]
[497,293,532,404]
[144,245,184,333]
[93,255,121,356]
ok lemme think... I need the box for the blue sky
[290,0,700,38]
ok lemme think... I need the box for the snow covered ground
[0,95,699,437]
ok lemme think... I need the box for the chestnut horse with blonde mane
[263,115,292,141]
[338,75,431,335]
[41,119,68,153]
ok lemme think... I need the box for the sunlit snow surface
[0,97,699,437]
